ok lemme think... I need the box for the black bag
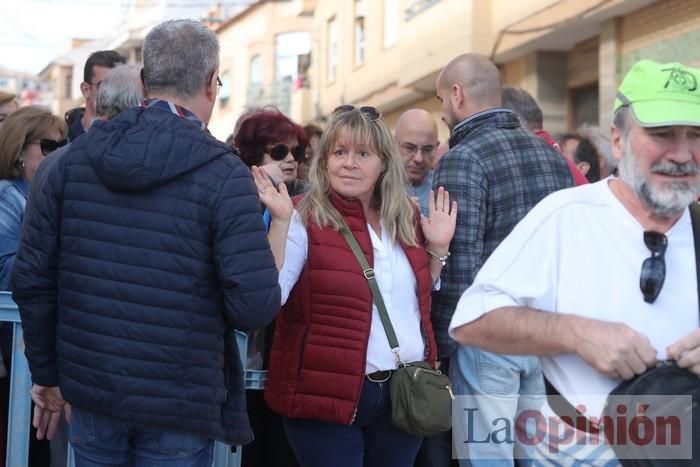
[601,361,700,466]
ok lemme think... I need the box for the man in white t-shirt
[449,59,700,464]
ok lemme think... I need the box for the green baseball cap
[613,59,700,127]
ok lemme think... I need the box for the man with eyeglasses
[66,50,126,141]
[449,60,700,463]
[12,19,280,466]
[394,109,440,216]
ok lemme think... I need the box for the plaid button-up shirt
[432,109,574,358]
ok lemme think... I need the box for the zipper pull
[447,385,455,400]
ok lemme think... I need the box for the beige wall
[43,64,80,118]
[209,0,313,140]
[490,0,561,34]
[621,0,700,54]
[312,0,487,121]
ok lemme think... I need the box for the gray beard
[617,139,700,218]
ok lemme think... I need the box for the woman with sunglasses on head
[0,105,66,466]
[252,105,457,467]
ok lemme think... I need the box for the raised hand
[420,187,457,253]
[252,165,293,222]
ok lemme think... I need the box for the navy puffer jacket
[11,104,280,444]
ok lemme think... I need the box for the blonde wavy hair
[298,107,417,246]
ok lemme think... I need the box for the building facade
[299,0,700,140]
[208,0,315,141]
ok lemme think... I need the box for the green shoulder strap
[338,221,401,355]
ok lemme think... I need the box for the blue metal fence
[0,291,263,467]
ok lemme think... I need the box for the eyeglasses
[399,143,436,158]
[332,104,382,121]
[640,231,667,304]
[27,139,67,156]
[266,143,306,162]
[216,76,222,94]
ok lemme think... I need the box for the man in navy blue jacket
[11,19,280,466]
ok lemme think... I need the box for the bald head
[395,109,438,141]
[436,53,502,128]
[395,109,439,186]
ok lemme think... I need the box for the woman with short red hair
[234,107,308,197]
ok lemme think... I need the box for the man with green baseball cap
[445,58,700,464]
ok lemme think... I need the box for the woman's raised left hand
[252,165,293,222]
[420,187,457,252]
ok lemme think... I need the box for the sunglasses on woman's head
[332,105,382,121]
[267,143,306,162]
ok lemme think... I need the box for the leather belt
[366,370,393,382]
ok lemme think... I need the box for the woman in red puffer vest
[251,105,457,467]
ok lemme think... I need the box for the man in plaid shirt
[432,53,574,465]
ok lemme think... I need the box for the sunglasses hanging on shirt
[639,230,667,303]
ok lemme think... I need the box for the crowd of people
[0,17,699,467]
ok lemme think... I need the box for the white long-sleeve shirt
[278,210,426,373]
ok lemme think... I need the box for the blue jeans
[68,407,214,466]
[450,346,545,467]
[283,378,423,467]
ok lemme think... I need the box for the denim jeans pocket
[476,351,520,395]
[139,429,212,459]
[68,408,96,445]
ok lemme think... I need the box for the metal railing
[0,291,263,467]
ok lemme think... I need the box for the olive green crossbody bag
[340,222,454,437]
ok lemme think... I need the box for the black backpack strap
[690,202,700,315]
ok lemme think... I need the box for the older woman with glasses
[253,105,457,467]
[232,105,306,467]
[0,105,66,465]
[234,107,308,198]
[0,106,66,290]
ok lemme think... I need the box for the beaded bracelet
[425,249,451,266]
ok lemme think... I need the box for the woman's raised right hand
[252,165,293,222]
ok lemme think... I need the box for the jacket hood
[85,106,231,192]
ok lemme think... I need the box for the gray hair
[501,86,543,131]
[96,64,144,119]
[142,19,219,99]
[611,107,631,137]
[579,122,617,171]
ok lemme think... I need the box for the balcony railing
[245,80,294,115]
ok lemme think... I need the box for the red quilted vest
[264,192,438,425]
